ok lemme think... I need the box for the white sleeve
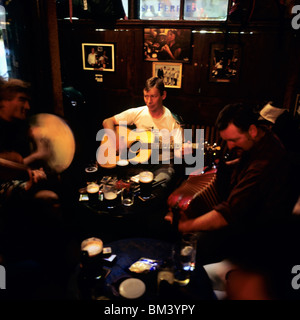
[114,108,138,126]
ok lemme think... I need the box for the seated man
[0,78,74,298]
[165,103,299,265]
[100,77,187,191]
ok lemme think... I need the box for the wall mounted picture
[144,28,192,62]
[209,43,240,82]
[153,62,182,89]
[82,43,115,71]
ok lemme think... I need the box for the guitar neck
[131,142,199,150]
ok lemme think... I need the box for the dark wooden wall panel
[58,22,285,132]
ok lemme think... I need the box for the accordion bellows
[167,168,221,218]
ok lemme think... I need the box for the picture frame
[152,62,182,89]
[144,28,192,63]
[82,43,115,72]
[209,43,241,83]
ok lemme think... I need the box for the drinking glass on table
[87,182,100,203]
[103,183,118,209]
[121,182,135,207]
[139,171,154,199]
[172,233,198,286]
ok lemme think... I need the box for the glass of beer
[87,182,100,203]
[116,159,129,181]
[139,171,154,199]
[103,183,118,209]
[81,237,103,257]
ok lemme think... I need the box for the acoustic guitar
[97,126,199,169]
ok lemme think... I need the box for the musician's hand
[24,138,52,165]
[164,210,174,224]
[164,209,191,232]
[32,168,47,183]
[24,168,47,190]
[35,138,52,160]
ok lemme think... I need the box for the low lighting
[64,17,79,20]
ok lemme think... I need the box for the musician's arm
[165,209,228,232]
[179,210,228,232]
[0,168,47,201]
[23,137,51,166]
[23,152,41,165]
[102,116,118,131]
[102,116,121,150]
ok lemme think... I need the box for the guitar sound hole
[128,141,142,159]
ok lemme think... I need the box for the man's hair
[144,77,165,96]
[0,78,31,102]
[215,103,259,132]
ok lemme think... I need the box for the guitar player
[102,76,187,190]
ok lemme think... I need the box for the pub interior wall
[58,22,286,130]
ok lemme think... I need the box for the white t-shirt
[114,106,182,161]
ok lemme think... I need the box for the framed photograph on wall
[144,28,192,62]
[209,43,240,83]
[152,62,182,89]
[82,43,115,71]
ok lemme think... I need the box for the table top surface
[69,237,216,300]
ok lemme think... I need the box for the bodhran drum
[29,113,75,173]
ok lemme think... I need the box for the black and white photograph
[152,62,182,88]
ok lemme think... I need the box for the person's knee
[33,190,62,223]
[34,190,60,204]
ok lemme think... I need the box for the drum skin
[29,113,75,173]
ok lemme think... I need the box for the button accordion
[167,168,221,218]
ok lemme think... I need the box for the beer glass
[172,233,198,286]
[103,183,118,209]
[121,183,135,206]
[87,182,100,203]
[81,237,103,257]
[139,171,154,199]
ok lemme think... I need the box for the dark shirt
[158,42,182,61]
[0,118,32,203]
[272,110,300,154]
[0,118,31,157]
[214,129,297,228]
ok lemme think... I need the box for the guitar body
[97,126,203,169]
[98,126,155,169]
